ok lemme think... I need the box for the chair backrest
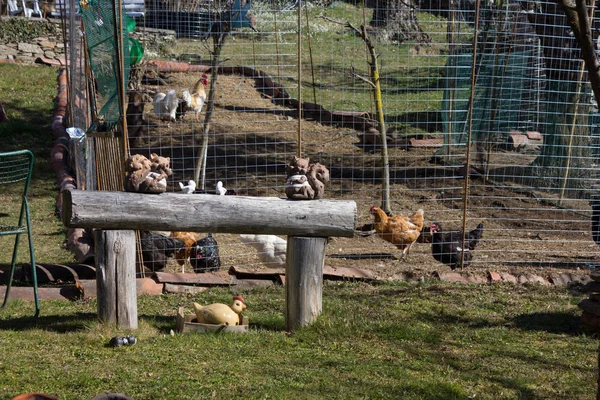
[0,150,34,188]
[0,150,34,233]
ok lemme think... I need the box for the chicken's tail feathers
[178,181,184,189]
[181,89,192,105]
[239,234,256,242]
[471,223,484,238]
[467,223,484,249]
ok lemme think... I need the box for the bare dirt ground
[126,71,598,281]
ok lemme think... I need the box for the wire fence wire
[59,0,600,276]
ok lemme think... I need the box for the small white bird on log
[178,180,196,194]
[216,181,227,196]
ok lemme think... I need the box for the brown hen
[169,231,202,266]
[369,206,424,259]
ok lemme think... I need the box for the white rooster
[239,234,287,268]
[153,89,178,122]
[181,74,208,122]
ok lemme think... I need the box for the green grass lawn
[0,282,597,399]
[0,64,76,266]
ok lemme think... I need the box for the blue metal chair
[0,150,39,317]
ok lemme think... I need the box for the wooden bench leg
[285,236,327,331]
[94,229,138,329]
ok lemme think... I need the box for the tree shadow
[0,312,97,333]
[511,311,583,336]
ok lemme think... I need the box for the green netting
[80,0,132,132]
[442,50,540,145]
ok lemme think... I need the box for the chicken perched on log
[430,222,484,270]
[369,206,424,259]
[181,74,208,122]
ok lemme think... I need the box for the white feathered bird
[239,234,287,268]
[179,180,196,194]
[153,89,178,122]
[216,181,227,196]
[181,74,208,122]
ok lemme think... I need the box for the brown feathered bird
[369,206,425,259]
[169,231,202,267]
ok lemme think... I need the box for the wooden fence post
[94,229,138,329]
[285,236,327,331]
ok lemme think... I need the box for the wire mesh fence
[58,0,600,277]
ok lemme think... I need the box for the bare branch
[320,16,363,38]
[350,66,376,88]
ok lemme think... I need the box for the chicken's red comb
[233,295,245,304]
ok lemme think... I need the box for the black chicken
[189,233,221,273]
[140,231,185,271]
[430,222,484,270]
[591,197,600,247]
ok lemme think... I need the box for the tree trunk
[525,2,593,180]
[365,0,430,44]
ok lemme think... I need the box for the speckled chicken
[189,233,221,273]
[369,206,424,259]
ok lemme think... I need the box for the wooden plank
[153,271,232,285]
[76,278,164,299]
[62,189,357,237]
[323,265,378,281]
[231,277,277,289]
[228,265,377,281]
[285,236,327,331]
[164,283,209,294]
[228,265,285,278]
[0,285,81,301]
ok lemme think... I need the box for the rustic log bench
[62,189,357,331]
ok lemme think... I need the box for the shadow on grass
[511,311,582,335]
[0,312,97,333]
[138,314,286,333]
